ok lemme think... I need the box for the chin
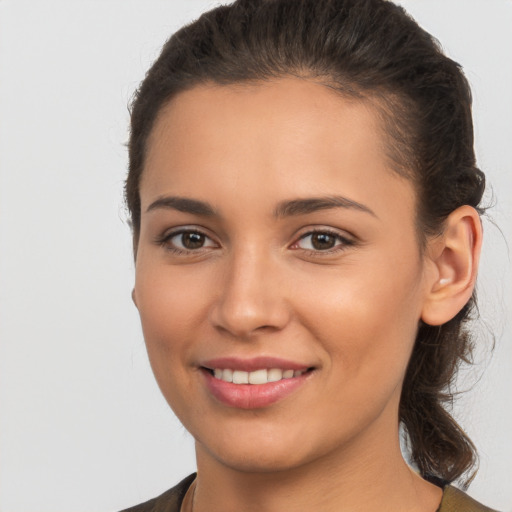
[193,423,342,476]
[204,444,312,474]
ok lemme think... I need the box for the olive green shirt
[120,473,499,512]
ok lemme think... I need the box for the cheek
[135,255,209,331]
[294,255,424,384]
[133,259,212,383]
[133,269,208,424]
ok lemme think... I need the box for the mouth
[199,358,315,409]
[204,367,312,384]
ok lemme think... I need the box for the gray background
[0,1,510,511]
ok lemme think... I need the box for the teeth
[267,368,283,382]
[248,369,268,384]
[212,368,307,384]
[232,370,249,384]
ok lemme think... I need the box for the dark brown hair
[126,0,485,486]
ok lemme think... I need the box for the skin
[132,78,481,512]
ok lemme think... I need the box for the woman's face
[133,78,433,473]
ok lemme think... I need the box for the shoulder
[119,473,196,512]
[118,475,500,512]
[439,485,500,512]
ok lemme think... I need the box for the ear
[131,288,139,309]
[421,205,483,326]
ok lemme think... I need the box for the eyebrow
[145,194,376,219]
[274,196,376,218]
[146,196,216,216]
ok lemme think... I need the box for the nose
[209,247,291,338]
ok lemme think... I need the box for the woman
[122,0,496,510]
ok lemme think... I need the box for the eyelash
[155,228,218,255]
[155,227,355,256]
[291,229,355,256]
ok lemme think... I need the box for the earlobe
[421,206,482,326]
[131,288,139,309]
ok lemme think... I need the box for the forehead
[141,77,415,221]
[146,78,382,171]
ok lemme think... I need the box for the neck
[192,415,442,512]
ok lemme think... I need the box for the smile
[200,358,315,409]
[212,368,305,385]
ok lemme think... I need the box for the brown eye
[164,229,217,252]
[181,232,206,249]
[310,233,336,250]
[293,230,353,253]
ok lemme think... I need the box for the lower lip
[201,369,310,409]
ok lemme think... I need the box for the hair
[126,0,486,487]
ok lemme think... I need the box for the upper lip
[200,356,312,372]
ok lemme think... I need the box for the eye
[291,229,354,253]
[157,229,218,253]
[172,231,213,250]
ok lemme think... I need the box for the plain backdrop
[0,1,511,511]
